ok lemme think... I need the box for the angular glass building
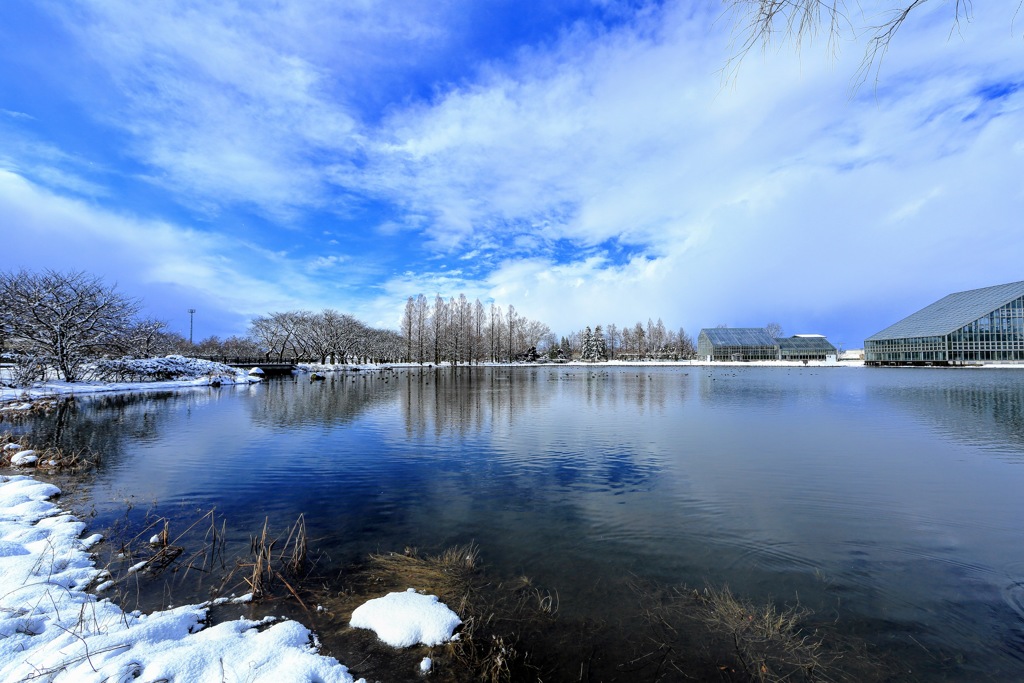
[865,281,1024,366]
[697,328,778,361]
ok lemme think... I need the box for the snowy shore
[0,473,462,681]
[0,474,363,682]
[0,355,260,408]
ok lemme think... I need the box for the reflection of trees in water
[873,382,1024,457]
[399,367,666,494]
[19,390,201,469]
[399,367,549,439]
[248,373,396,427]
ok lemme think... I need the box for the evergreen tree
[580,326,593,361]
[594,325,607,360]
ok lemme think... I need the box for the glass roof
[776,336,837,352]
[865,281,1024,342]
[699,328,777,346]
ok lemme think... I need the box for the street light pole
[188,309,196,346]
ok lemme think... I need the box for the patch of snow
[149,534,162,545]
[0,475,363,683]
[126,559,149,574]
[10,450,37,467]
[420,656,432,673]
[4,443,23,451]
[249,366,265,375]
[350,588,462,648]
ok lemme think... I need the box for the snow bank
[0,475,362,683]
[0,356,260,404]
[90,355,259,383]
[350,588,462,647]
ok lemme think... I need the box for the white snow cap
[11,450,38,467]
[350,589,462,648]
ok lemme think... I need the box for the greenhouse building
[776,335,837,361]
[697,328,778,361]
[865,280,1024,366]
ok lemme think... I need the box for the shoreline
[14,356,1024,411]
[0,473,365,682]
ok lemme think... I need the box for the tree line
[1,269,702,386]
[401,294,552,364]
[559,319,697,362]
[0,269,404,383]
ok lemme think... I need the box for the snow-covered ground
[0,473,462,682]
[0,356,261,407]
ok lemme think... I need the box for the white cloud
[0,170,364,332]
[356,2,1024,338]
[6,0,1023,343]
[49,0,459,219]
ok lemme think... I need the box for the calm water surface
[22,366,1024,679]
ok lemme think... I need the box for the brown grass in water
[630,581,879,683]
[304,543,560,682]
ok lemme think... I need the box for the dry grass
[694,584,832,682]
[0,396,73,422]
[0,430,101,474]
[302,543,560,682]
[630,581,876,683]
[238,515,314,610]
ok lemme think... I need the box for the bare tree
[765,321,784,339]
[678,327,697,359]
[605,323,620,360]
[726,0,998,85]
[414,294,429,363]
[114,317,172,357]
[472,299,485,364]
[432,294,447,365]
[0,269,139,381]
[633,321,646,359]
[489,303,505,362]
[507,304,517,361]
[402,297,415,362]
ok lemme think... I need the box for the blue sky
[2,0,1022,349]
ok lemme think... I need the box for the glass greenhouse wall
[697,328,778,361]
[865,285,1024,366]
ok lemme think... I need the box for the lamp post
[188,309,196,346]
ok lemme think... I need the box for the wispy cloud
[1,109,34,120]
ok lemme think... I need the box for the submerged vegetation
[75,493,872,682]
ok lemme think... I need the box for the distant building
[698,328,777,361]
[698,328,838,362]
[865,280,1024,366]
[776,335,837,362]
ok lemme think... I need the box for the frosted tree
[0,269,139,382]
[581,326,595,361]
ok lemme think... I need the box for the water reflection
[14,366,1024,680]
[867,372,1024,458]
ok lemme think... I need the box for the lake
[17,365,1024,680]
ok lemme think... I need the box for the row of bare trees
[247,310,404,364]
[401,294,553,364]
[561,319,697,361]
